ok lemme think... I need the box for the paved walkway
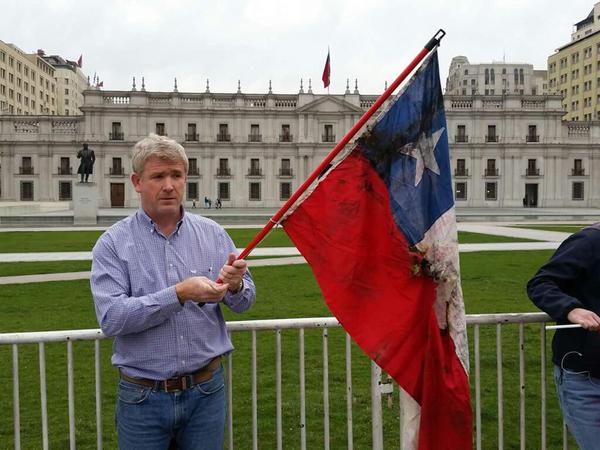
[457,223,570,242]
[0,222,570,284]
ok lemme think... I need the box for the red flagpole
[238,29,445,260]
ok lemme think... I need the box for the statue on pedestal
[77,143,96,183]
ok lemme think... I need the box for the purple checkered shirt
[91,208,256,379]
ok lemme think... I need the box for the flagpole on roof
[236,29,446,261]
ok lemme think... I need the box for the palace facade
[0,85,598,208]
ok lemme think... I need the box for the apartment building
[548,2,600,121]
[0,40,57,115]
[42,54,88,115]
[0,41,88,116]
[446,56,547,96]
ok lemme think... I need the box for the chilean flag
[283,52,472,449]
[322,49,331,88]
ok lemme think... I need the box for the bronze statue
[77,143,96,183]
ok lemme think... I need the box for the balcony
[57,166,73,175]
[279,134,293,143]
[484,168,499,177]
[19,167,34,175]
[453,169,469,177]
[454,135,469,143]
[525,168,541,176]
[248,134,262,143]
[216,168,231,177]
[322,134,336,143]
[109,167,125,176]
[571,168,586,176]
[185,133,199,142]
[278,168,294,177]
[247,168,263,178]
[217,133,231,142]
[526,135,540,143]
[485,135,498,143]
[187,168,200,177]
[109,132,124,141]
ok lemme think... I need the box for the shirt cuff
[155,285,184,317]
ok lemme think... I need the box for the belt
[120,356,222,392]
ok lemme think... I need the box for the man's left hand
[219,253,247,293]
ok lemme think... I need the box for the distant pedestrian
[208,198,212,209]
[192,199,196,209]
[522,197,527,208]
[215,198,222,209]
[204,196,209,208]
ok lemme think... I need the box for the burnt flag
[282,51,472,449]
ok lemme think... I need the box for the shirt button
[180,335,184,339]
[169,263,173,267]
[182,360,185,365]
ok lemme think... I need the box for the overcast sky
[2,0,595,94]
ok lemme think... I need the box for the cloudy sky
[2,0,594,94]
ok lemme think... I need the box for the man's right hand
[567,308,600,331]
[175,277,229,304]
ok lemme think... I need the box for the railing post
[12,344,21,450]
[370,361,383,450]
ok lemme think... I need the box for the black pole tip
[425,29,446,51]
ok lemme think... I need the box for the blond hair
[131,134,188,173]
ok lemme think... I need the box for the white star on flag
[398,127,444,186]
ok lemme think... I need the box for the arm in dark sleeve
[527,231,593,322]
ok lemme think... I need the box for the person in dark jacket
[527,224,600,450]
[77,143,96,182]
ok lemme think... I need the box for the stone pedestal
[73,182,98,225]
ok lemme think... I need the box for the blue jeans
[554,365,600,450]
[116,366,226,450]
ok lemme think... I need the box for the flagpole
[237,29,446,261]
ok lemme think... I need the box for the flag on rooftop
[322,49,331,89]
[77,54,82,68]
[283,51,472,449]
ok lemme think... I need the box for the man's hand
[219,253,247,293]
[567,308,600,331]
[175,276,229,304]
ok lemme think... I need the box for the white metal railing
[0,312,577,450]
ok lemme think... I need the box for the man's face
[131,157,187,221]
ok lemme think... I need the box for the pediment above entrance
[296,96,363,114]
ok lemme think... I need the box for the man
[527,224,600,450]
[77,143,96,183]
[91,134,256,450]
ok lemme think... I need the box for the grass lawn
[0,228,294,253]
[0,249,575,449]
[0,255,296,277]
[0,229,537,278]
[0,229,534,254]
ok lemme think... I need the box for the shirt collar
[136,207,186,235]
